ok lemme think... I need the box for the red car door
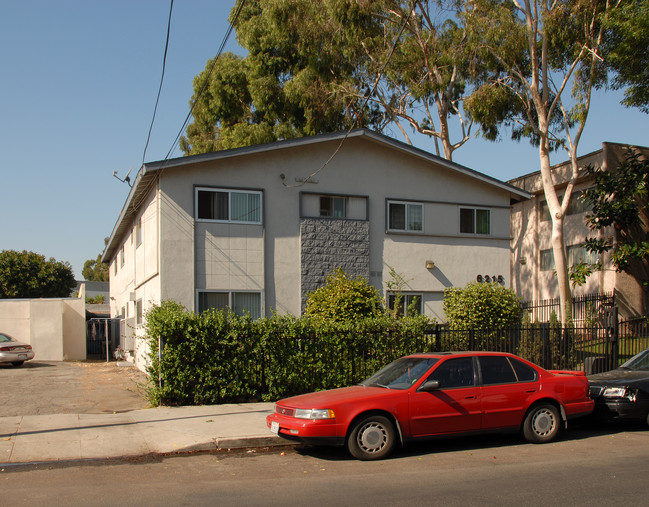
[478,355,539,429]
[409,357,482,436]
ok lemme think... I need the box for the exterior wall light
[425,260,435,269]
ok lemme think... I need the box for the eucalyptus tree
[181,0,384,155]
[330,0,478,160]
[182,1,484,161]
[463,0,614,325]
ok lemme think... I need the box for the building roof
[103,128,531,263]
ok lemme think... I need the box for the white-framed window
[198,291,262,320]
[460,207,490,235]
[387,201,423,232]
[320,196,347,218]
[196,187,262,224]
[387,293,423,317]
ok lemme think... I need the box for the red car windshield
[359,357,439,390]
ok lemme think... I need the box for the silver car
[0,332,35,367]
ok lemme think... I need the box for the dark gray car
[0,332,35,367]
[588,348,649,426]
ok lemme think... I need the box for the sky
[1,1,647,279]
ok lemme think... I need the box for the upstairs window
[460,207,490,235]
[320,196,347,218]
[388,201,423,232]
[196,188,262,224]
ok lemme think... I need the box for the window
[136,299,143,326]
[387,293,422,317]
[426,357,475,388]
[567,244,598,266]
[478,356,517,385]
[196,188,262,224]
[460,207,490,235]
[119,246,125,267]
[509,357,538,382]
[320,196,347,218]
[135,219,142,247]
[540,190,592,222]
[540,249,554,271]
[114,260,118,276]
[388,201,423,232]
[198,291,262,320]
[541,245,598,271]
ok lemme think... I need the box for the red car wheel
[348,415,396,460]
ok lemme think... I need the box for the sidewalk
[0,403,285,465]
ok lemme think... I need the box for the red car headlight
[294,408,336,420]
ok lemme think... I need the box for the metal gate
[86,318,120,360]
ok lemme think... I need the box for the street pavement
[0,361,284,465]
[0,402,283,465]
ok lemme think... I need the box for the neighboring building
[509,142,649,318]
[102,129,530,369]
[73,280,109,303]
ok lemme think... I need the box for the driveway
[0,361,150,416]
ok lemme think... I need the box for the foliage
[0,250,76,299]
[144,300,432,406]
[180,0,487,161]
[569,261,602,288]
[305,268,384,322]
[443,282,522,330]
[180,0,379,155]
[82,238,109,282]
[82,255,109,282]
[581,149,649,309]
[86,295,106,304]
[602,0,649,113]
[517,312,544,367]
[462,0,618,325]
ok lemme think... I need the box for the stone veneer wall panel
[300,218,370,310]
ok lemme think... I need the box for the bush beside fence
[145,301,432,406]
[144,301,648,406]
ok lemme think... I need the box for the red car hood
[277,385,397,408]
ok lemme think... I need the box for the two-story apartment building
[102,129,530,368]
[509,142,649,318]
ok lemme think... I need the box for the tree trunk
[538,144,572,326]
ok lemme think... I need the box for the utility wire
[164,0,246,161]
[128,0,246,215]
[142,0,174,167]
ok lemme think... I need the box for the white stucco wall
[0,291,86,361]
[150,135,516,321]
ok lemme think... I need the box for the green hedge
[144,301,433,406]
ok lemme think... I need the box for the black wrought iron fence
[424,317,648,372]
[521,292,615,325]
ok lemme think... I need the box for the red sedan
[266,351,594,460]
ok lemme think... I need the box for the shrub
[443,282,522,329]
[144,300,433,406]
[305,268,383,322]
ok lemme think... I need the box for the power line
[142,0,174,167]
[164,0,246,161]
[128,0,246,215]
